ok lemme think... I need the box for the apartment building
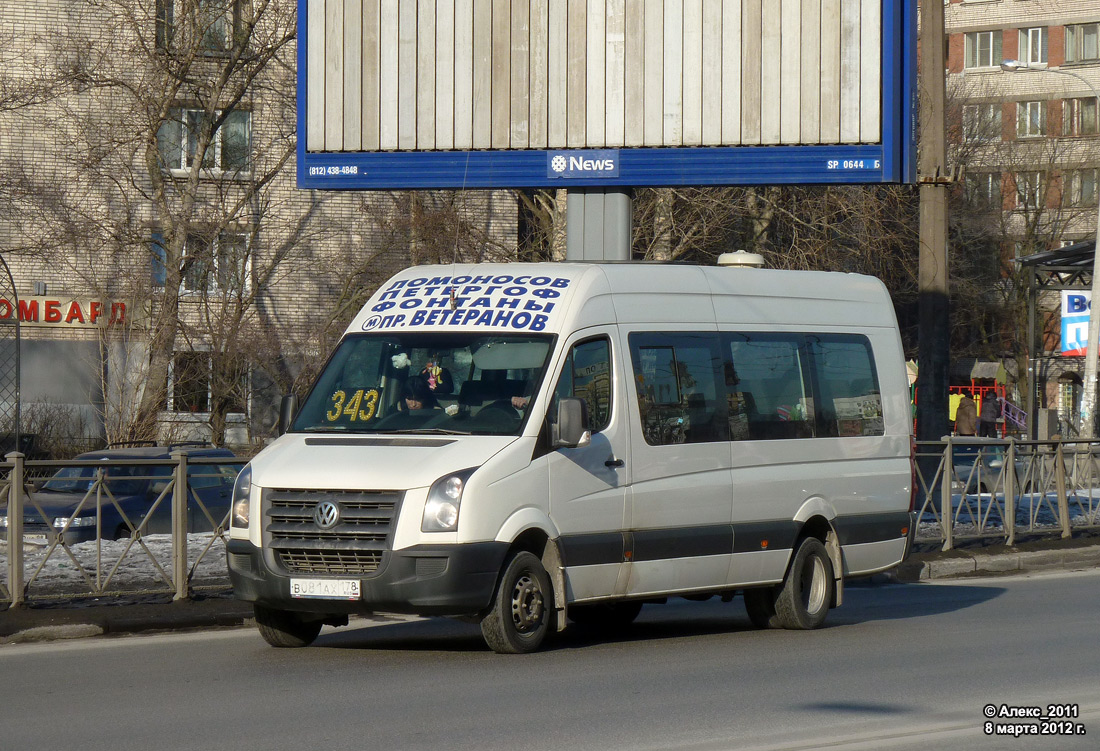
[945,0,1100,433]
[0,1,518,453]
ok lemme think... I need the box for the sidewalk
[3,533,1100,644]
[896,530,1100,581]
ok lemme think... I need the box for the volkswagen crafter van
[228,262,915,653]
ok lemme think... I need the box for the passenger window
[629,332,728,445]
[807,335,883,437]
[553,338,612,432]
[724,334,814,440]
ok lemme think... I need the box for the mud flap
[826,527,844,608]
[541,539,568,632]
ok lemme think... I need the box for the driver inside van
[402,376,441,412]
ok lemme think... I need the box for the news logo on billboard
[1062,291,1090,356]
[547,151,620,179]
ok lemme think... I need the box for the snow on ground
[1,533,229,598]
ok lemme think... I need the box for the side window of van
[553,338,612,432]
[724,334,815,440]
[806,335,883,437]
[629,332,729,445]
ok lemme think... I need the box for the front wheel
[480,551,553,654]
[254,604,323,648]
[773,537,834,630]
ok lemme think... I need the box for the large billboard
[298,0,917,189]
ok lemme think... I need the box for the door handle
[605,458,625,468]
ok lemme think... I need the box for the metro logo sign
[547,150,620,179]
[1062,291,1090,356]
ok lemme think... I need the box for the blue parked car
[3,444,242,545]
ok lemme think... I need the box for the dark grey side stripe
[558,511,911,567]
[633,524,734,562]
[834,511,912,546]
[558,532,624,567]
[731,521,800,554]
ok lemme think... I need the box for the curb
[0,602,255,644]
[896,546,1100,581]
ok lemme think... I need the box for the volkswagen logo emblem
[313,500,341,530]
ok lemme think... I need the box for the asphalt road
[2,570,1098,751]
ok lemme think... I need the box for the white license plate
[290,578,361,600]
[23,534,48,545]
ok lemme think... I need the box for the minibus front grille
[279,549,385,575]
[264,488,400,575]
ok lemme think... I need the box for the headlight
[0,515,7,527]
[53,516,97,528]
[231,464,252,528]
[422,468,477,532]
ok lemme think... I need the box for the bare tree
[3,1,341,445]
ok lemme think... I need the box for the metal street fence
[2,452,242,607]
[915,438,1100,549]
[5,440,1100,606]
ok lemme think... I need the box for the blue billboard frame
[297,0,917,190]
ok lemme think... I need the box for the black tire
[113,525,130,541]
[743,587,780,629]
[567,600,643,630]
[254,604,322,648]
[773,537,834,630]
[480,551,553,654]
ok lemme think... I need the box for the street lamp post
[1002,60,1100,438]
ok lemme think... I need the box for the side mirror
[278,394,298,435]
[552,397,591,449]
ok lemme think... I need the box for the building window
[1064,97,1099,137]
[151,231,251,293]
[1016,101,1046,138]
[1058,376,1081,431]
[182,232,251,294]
[1064,169,1099,208]
[965,172,1002,208]
[167,351,248,415]
[964,31,1001,69]
[1018,28,1048,66]
[1015,171,1044,210]
[1066,23,1100,64]
[157,108,251,173]
[156,0,241,53]
[963,103,1002,141]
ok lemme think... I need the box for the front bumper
[226,538,509,617]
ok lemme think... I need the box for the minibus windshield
[291,333,554,436]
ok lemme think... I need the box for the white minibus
[228,262,915,653]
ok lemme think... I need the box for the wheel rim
[800,555,828,615]
[509,572,545,634]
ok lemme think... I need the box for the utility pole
[916,0,951,443]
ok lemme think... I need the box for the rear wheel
[254,604,322,648]
[568,600,643,630]
[480,551,553,654]
[773,537,834,630]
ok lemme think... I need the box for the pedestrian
[979,394,1000,437]
[955,392,978,436]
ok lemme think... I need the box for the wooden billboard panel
[299,0,916,187]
